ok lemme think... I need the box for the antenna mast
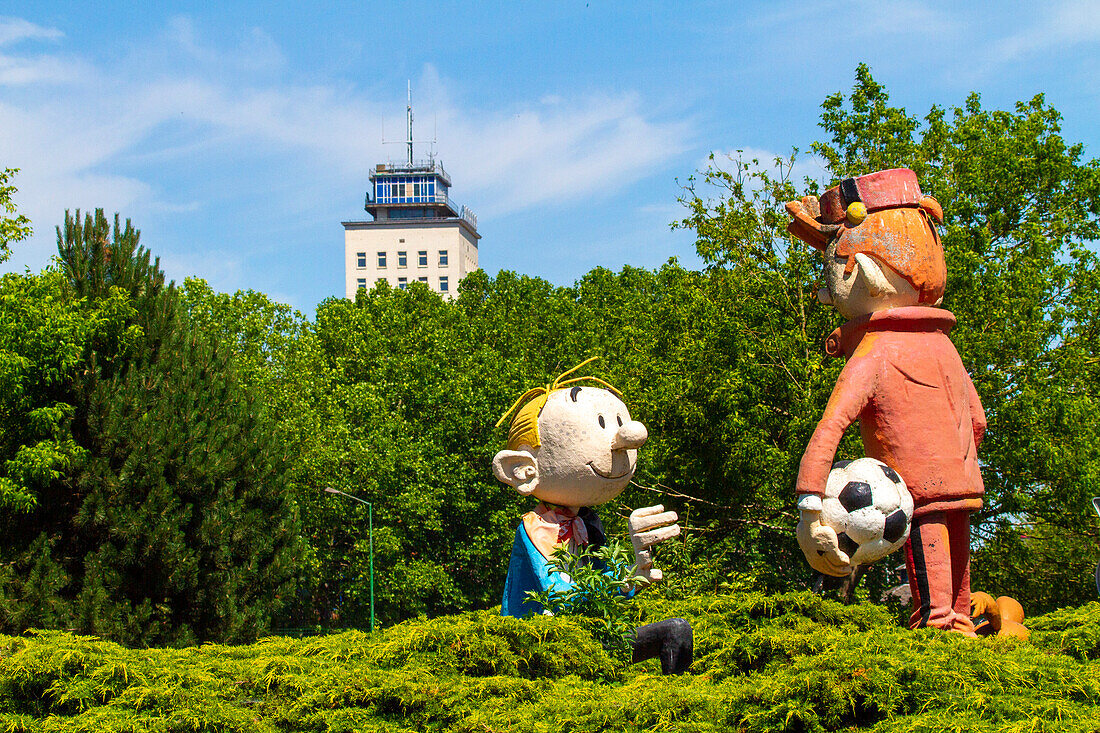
[382,83,435,166]
[406,80,414,166]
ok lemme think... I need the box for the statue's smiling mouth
[587,461,630,480]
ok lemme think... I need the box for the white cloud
[163,15,286,74]
[439,93,691,218]
[987,0,1100,65]
[848,0,949,36]
[0,17,63,47]
[0,52,85,86]
[158,248,244,295]
[0,18,87,87]
[0,17,693,290]
[749,0,951,39]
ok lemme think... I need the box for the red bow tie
[544,506,589,545]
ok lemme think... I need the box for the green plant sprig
[524,539,647,662]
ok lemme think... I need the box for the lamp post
[1092,497,1100,598]
[324,488,375,632]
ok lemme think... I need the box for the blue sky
[2,1,1098,313]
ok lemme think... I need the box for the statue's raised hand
[628,504,680,584]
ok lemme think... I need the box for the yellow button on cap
[846,201,867,225]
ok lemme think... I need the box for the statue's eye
[598,415,605,429]
[617,415,623,427]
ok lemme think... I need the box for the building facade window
[418,276,428,283]
[376,277,387,286]
[357,278,367,289]
[377,252,387,268]
[356,251,366,268]
[398,277,408,289]
[439,276,449,292]
[398,251,407,268]
[418,250,428,267]
[438,249,448,266]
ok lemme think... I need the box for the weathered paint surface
[787,168,947,305]
[787,168,987,636]
[493,383,679,585]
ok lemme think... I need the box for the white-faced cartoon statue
[493,358,693,674]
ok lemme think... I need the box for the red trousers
[904,510,976,636]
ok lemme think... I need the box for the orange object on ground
[972,591,1030,640]
[905,510,975,635]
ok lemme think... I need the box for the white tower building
[343,89,479,301]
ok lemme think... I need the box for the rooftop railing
[376,159,449,179]
[460,205,478,229]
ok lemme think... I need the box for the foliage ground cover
[1,591,1099,732]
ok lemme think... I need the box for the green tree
[526,539,641,662]
[0,167,32,263]
[0,210,301,645]
[179,279,338,627]
[0,270,136,511]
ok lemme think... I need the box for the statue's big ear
[853,252,898,298]
[492,450,539,496]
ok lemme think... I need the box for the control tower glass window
[376,176,438,204]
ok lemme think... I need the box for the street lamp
[324,487,375,632]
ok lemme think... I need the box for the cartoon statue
[787,168,987,635]
[492,359,693,674]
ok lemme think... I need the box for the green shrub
[0,591,1099,731]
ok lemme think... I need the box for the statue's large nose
[612,421,648,450]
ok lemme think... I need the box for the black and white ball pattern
[822,458,914,566]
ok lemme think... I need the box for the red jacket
[797,307,986,517]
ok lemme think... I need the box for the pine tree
[0,210,301,645]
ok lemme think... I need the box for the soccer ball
[822,458,914,566]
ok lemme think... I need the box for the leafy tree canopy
[0,167,31,263]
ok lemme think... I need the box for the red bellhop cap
[786,168,947,306]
